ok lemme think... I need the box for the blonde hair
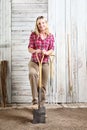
[34,16,50,36]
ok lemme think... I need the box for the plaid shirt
[28,32,54,63]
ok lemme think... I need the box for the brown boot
[32,99,37,105]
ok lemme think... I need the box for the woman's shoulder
[30,31,37,39]
[48,33,54,39]
[30,31,36,36]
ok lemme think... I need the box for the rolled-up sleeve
[48,34,54,50]
[28,32,35,49]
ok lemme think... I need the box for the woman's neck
[40,32,47,40]
[39,30,45,34]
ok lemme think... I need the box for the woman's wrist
[33,49,36,53]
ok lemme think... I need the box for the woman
[28,16,54,106]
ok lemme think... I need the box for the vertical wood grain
[0,0,11,103]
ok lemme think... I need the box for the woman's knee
[29,69,38,77]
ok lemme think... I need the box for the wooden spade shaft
[36,53,44,108]
[0,60,8,107]
[50,55,55,86]
[33,54,46,124]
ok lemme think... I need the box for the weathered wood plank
[12,82,30,86]
[55,0,66,103]
[48,0,56,103]
[12,13,47,18]
[77,0,87,102]
[11,40,29,44]
[12,3,47,10]
[12,26,34,31]
[12,0,48,4]
[70,0,79,102]
[12,96,32,103]
[65,0,73,102]
[12,36,30,41]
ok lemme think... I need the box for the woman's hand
[42,49,48,55]
[42,49,54,56]
[35,49,42,53]
[28,48,42,54]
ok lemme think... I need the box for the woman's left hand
[42,49,48,55]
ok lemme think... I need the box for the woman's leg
[28,61,39,104]
[41,63,49,104]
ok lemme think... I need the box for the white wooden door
[48,0,87,103]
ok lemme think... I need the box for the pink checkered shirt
[28,32,54,63]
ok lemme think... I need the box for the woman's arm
[28,47,41,54]
[42,49,54,56]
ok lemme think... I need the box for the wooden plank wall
[11,0,48,103]
[0,0,87,103]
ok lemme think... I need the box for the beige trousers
[28,61,49,102]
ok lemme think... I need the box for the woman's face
[36,18,47,32]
